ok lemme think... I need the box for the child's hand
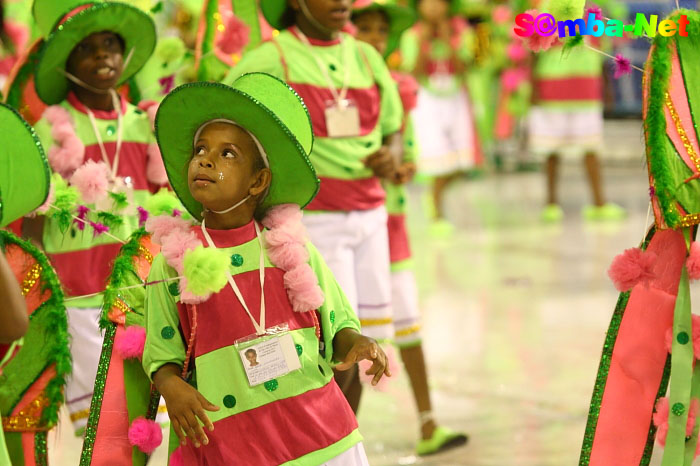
[364,146,398,179]
[335,334,391,386]
[393,162,417,185]
[156,367,220,448]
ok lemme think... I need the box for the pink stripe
[535,77,602,101]
[388,214,411,264]
[50,242,123,297]
[21,433,36,466]
[91,325,133,465]
[83,142,156,191]
[306,177,385,211]
[589,229,686,464]
[180,380,358,465]
[289,82,380,138]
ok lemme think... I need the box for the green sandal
[416,426,469,456]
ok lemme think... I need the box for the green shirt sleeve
[222,41,285,85]
[142,253,186,381]
[399,29,419,73]
[359,41,403,136]
[402,115,418,163]
[306,242,360,364]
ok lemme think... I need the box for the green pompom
[545,0,585,21]
[52,174,79,211]
[183,246,229,296]
[156,37,186,65]
[144,189,188,217]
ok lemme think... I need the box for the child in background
[26,0,165,434]
[225,0,404,411]
[145,73,388,465]
[352,0,468,454]
[400,0,481,236]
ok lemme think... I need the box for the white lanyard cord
[85,88,123,181]
[296,28,351,105]
[200,219,267,336]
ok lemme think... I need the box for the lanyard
[200,219,267,336]
[295,27,351,106]
[85,89,124,181]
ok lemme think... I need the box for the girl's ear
[249,168,272,197]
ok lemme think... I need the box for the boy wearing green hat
[224,0,404,414]
[26,0,166,433]
[352,1,468,455]
[144,73,387,464]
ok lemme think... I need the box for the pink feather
[146,143,168,186]
[160,228,200,273]
[69,160,110,204]
[169,447,185,466]
[127,417,162,454]
[266,242,309,271]
[586,6,603,21]
[145,215,192,245]
[216,12,250,55]
[507,42,527,62]
[358,344,400,391]
[48,142,85,177]
[138,206,149,228]
[653,397,670,445]
[687,242,700,281]
[613,53,632,79]
[607,247,657,292]
[115,325,146,359]
[283,265,324,312]
[261,204,303,230]
[51,120,75,142]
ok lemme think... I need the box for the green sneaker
[416,426,469,456]
[582,203,627,222]
[541,204,564,223]
[429,219,455,238]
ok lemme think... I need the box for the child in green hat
[144,73,388,464]
[25,0,166,434]
[352,0,468,456]
[224,0,404,416]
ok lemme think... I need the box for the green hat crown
[155,73,319,220]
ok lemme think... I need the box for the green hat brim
[35,2,156,105]
[261,0,293,30]
[155,78,319,221]
[352,3,416,56]
[0,104,50,227]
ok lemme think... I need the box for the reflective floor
[48,151,688,464]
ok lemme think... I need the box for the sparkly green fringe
[0,230,71,428]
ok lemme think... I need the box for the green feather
[183,246,229,296]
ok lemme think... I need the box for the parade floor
[48,158,688,465]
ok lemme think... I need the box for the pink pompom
[283,265,324,312]
[613,53,632,79]
[115,326,146,359]
[127,417,162,454]
[358,344,400,391]
[586,5,603,21]
[665,315,700,358]
[687,242,700,281]
[169,447,185,466]
[608,248,657,292]
[524,32,559,52]
[263,222,307,248]
[146,144,168,186]
[653,397,670,445]
[507,42,527,62]
[51,120,74,142]
[145,215,192,245]
[160,228,201,273]
[267,242,309,271]
[48,143,84,177]
[69,160,110,204]
[262,204,303,230]
[688,399,700,437]
[216,12,250,55]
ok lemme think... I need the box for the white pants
[528,106,604,159]
[324,443,370,466]
[392,269,422,347]
[65,306,103,433]
[303,207,394,340]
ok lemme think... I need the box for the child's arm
[0,252,28,343]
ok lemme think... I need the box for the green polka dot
[70,228,77,238]
[134,109,143,114]
[295,344,303,356]
[365,142,372,148]
[106,125,116,136]
[264,379,279,392]
[223,395,236,408]
[398,196,406,206]
[168,282,180,296]
[407,140,414,147]
[330,311,336,324]
[329,63,337,71]
[230,254,244,267]
[673,402,685,416]
[678,331,690,345]
[161,326,175,339]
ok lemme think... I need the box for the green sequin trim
[34,431,47,466]
[296,344,303,356]
[672,402,686,416]
[231,253,244,267]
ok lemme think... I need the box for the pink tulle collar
[193,220,257,248]
[67,91,128,120]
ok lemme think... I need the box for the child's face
[188,122,269,213]
[289,0,352,33]
[66,31,125,91]
[353,11,390,56]
[418,0,449,23]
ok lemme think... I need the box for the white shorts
[413,89,477,176]
[392,269,422,347]
[324,442,370,466]
[303,207,393,340]
[65,306,103,432]
[528,106,603,159]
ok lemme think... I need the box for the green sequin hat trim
[352,0,417,57]
[155,73,319,221]
[0,103,50,227]
[33,1,156,105]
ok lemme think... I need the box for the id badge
[325,99,361,138]
[234,324,301,387]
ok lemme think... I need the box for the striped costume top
[224,27,403,213]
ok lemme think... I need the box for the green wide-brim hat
[155,73,319,221]
[352,0,416,56]
[0,104,50,227]
[260,0,293,30]
[33,0,157,105]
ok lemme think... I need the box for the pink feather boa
[43,106,85,177]
[69,160,110,204]
[654,397,700,455]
